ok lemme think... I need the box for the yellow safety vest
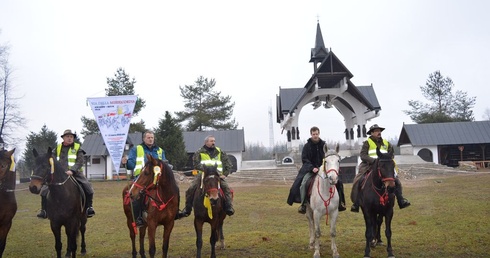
[367,138,389,157]
[57,143,82,171]
[200,147,223,174]
[134,145,163,176]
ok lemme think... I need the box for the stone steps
[227,166,298,182]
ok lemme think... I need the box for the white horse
[306,143,341,258]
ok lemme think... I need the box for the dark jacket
[287,137,326,205]
[358,136,394,174]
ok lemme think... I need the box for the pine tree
[154,111,188,170]
[22,125,58,175]
[175,76,238,131]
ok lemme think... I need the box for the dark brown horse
[192,164,227,258]
[357,147,396,258]
[125,154,179,258]
[29,147,87,258]
[0,149,16,258]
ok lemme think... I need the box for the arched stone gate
[276,22,381,153]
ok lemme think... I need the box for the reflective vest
[367,138,389,157]
[200,147,223,174]
[134,145,163,176]
[57,143,82,171]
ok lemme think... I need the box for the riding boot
[395,177,411,209]
[177,182,197,219]
[221,182,235,216]
[336,180,347,211]
[37,195,48,219]
[298,182,307,214]
[131,196,145,228]
[86,193,95,217]
[174,192,182,220]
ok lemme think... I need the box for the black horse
[0,149,16,258]
[29,147,87,258]
[358,147,396,258]
[192,164,227,258]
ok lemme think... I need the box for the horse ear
[47,147,52,155]
[323,143,328,154]
[33,148,39,158]
[335,143,339,153]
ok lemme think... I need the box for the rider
[177,135,235,218]
[37,129,96,218]
[287,126,347,214]
[122,130,172,227]
[350,124,411,212]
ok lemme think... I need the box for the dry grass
[3,172,490,257]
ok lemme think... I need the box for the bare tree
[0,38,24,148]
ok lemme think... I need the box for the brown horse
[125,154,179,258]
[193,164,227,258]
[0,149,16,258]
[29,147,87,258]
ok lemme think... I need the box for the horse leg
[306,209,315,249]
[138,226,147,258]
[161,220,175,258]
[313,210,322,258]
[385,214,395,258]
[50,223,63,258]
[362,212,375,258]
[194,219,204,258]
[65,221,78,258]
[375,214,384,246]
[80,217,87,255]
[209,223,218,258]
[147,224,156,258]
[329,209,340,258]
[0,221,12,258]
[216,221,225,250]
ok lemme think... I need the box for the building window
[92,158,101,164]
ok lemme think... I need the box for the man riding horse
[351,124,411,212]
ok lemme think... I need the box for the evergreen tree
[404,71,476,123]
[81,68,147,137]
[22,125,57,175]
[175,76,238,131]
[154,111,188,170]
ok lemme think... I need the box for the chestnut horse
[356,147,396,258]
[0,149,16,258]
[306,144,340,258]
[125,154,179,258]
[192,164,227,258]
[29,148,87,258]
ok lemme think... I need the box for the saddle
[306,174,318,200]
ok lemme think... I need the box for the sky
[1,0,489,154]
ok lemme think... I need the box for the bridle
[30,157,72,186]
[201,172,221,197]
[131,162,174,211]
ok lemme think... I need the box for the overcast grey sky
[1,0,489,152]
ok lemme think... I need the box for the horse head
[321,143,340,185]
[201,164,221,202]
[0,149,15,182]
[375,146,396,189]
[29,147,55,194]
[129,154,165,201]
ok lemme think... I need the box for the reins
[316,167,339,225]
[369,158,395,206]
[131,163,175,211]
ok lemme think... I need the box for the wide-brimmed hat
[61,129,77,138]
[367,124,385,135]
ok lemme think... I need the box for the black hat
[61,129,77,138]
[367,124,385,135]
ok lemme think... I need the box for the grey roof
[397,121,490,146]
[82,132,142,156]
[183,130,245,153]
[357,85,380,110]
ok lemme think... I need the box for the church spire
[309,21,329,70]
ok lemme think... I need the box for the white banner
[87,95,137,175]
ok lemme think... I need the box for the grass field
[2,172,490,257]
